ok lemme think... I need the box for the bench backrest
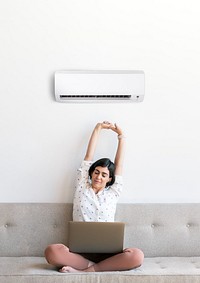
[0,203,200,257]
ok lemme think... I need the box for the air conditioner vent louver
[60,95,132,99]
[55,70,145,103]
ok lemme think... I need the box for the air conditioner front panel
[55,70,145,103]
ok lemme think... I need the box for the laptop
[68,221,125,254]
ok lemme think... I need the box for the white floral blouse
[73,160,123,222]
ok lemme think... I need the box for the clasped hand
[98,121,123,136]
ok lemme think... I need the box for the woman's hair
[88,158,115,187]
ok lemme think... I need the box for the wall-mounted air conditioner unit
[55,70,145,103]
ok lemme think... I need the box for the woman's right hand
[96,121,123,137]
[98,121,123,135]
[96,121,112,130]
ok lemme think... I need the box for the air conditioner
[55,70,145,103]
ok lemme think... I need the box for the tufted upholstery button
[186,224,190,228]
[54,224,57,228]
[4,224,8,228]
[151,224,155,228]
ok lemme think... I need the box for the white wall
[0,0,200,203]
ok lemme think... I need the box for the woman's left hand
[110,123,123,136]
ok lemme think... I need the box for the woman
[45,121,144,272]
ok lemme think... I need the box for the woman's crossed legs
[44,244,144,273]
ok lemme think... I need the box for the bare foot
[59,266,81,273]
[59,264,95,273]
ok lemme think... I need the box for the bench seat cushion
[1,257,200,283]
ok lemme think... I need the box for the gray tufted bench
[0,203,200,283]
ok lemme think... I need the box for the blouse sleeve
[109,175,123,197]
[76,160,93,188]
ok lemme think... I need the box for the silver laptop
[68,221,125,254]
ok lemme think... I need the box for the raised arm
[84,122,111,161]
[84,122,125,175]
[110,124,125,176]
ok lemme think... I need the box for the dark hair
[88,158,115,187]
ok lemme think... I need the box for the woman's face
[91,166,112,191]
